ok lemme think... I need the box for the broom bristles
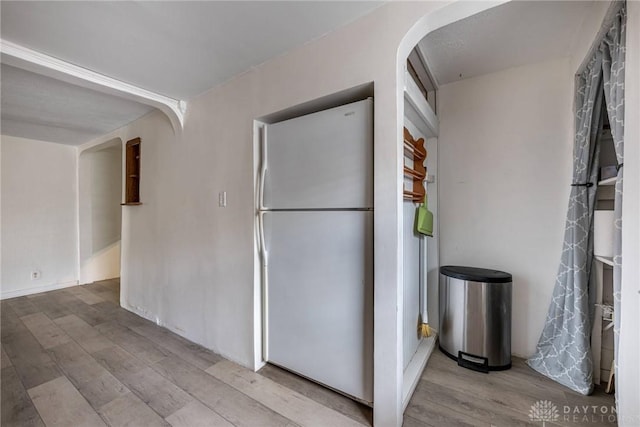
[418,323,432,338]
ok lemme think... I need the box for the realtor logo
[529,400,560,426]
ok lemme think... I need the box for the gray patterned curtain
[600,3,625,400]
[528,2,626,396]
[527,54,603,395]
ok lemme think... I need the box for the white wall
[78,141,122,284]
[1,135,78,298]
[618,1,640,425]
[78,3,508,425]
[86,0,439,363]
[437,58,574,357]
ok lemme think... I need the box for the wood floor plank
[65,285,105,305]
[95,322,169,364]
[55,314,100,338]
[207,360,364,427]
[84,281,120,304]
[416,352,610,427]
[27,293,73,320]
[3,352,62,391]
[165,400,234,427]
[1,366,45,427]
[564,386,618,408]
[84,280,118,296]
[3,279,617,427]
[92,345,149,379]
[48,341,107,385]
[54,314,114,354]
[119,366,193,418]
[21,312,73,349]
[405,392,487,427]
[93,343,193,417]
[2,320,63,390]
[1,303,23,340]
[497,357,586,398]
[1,346,12,368]
[28,376,106,427]
[259,363,372,426]
[423,352,569,414]
[92,303,153,329]
[91,300,120,315]
[403,415,431,427]
[47,339,130,410]
[62,297,112,326]
[5,297,41,317]
[410,379,534,427]
[131,324,222,370]
[76,371,130,410]
[98,392,170,427]
[152,356,293,427]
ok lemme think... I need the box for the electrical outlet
[31,270,41,280]
[218,191,227,207]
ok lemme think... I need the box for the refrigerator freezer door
[264,210,373,403]
[263,99,373,210]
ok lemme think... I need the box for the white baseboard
[1,280,78,300]
[402,334,438,409]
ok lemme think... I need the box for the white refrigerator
[258,98,373,403]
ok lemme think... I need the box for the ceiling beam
[1,39,186,131]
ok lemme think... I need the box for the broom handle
[420,235,428,325]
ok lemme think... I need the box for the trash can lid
[440,265,512,283]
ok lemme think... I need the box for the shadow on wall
[79,137,123,284]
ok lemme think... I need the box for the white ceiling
[419,1,596,85]
[1,1,383,100]
[1,1,597,146]
[1,64,154,145]
[1,1,382,146]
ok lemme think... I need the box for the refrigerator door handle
[258,126,268,211]
[258,211,268,266]
[258,126,269,361]
[257,210,269,361]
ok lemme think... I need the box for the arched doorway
[78,137,123,285]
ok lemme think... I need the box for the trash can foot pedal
[457,351,489,373]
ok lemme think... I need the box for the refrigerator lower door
[264,210,373,403]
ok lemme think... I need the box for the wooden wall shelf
[598,177,616,186]
[404,166,425,180]
[403,127,426,203]
[124,137,142,204]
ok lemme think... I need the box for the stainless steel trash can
[439,266,512,372]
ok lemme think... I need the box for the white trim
[414,42,440,90]
[402,334,437,409]
[404,69,439,138]
[618,2,640,423]
[252,120,266,371]
[75,145,82,292]
[575,1,625,76]
[0,39,186,131]
[1,280,78,300]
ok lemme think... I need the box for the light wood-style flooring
[1,279,615,426]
